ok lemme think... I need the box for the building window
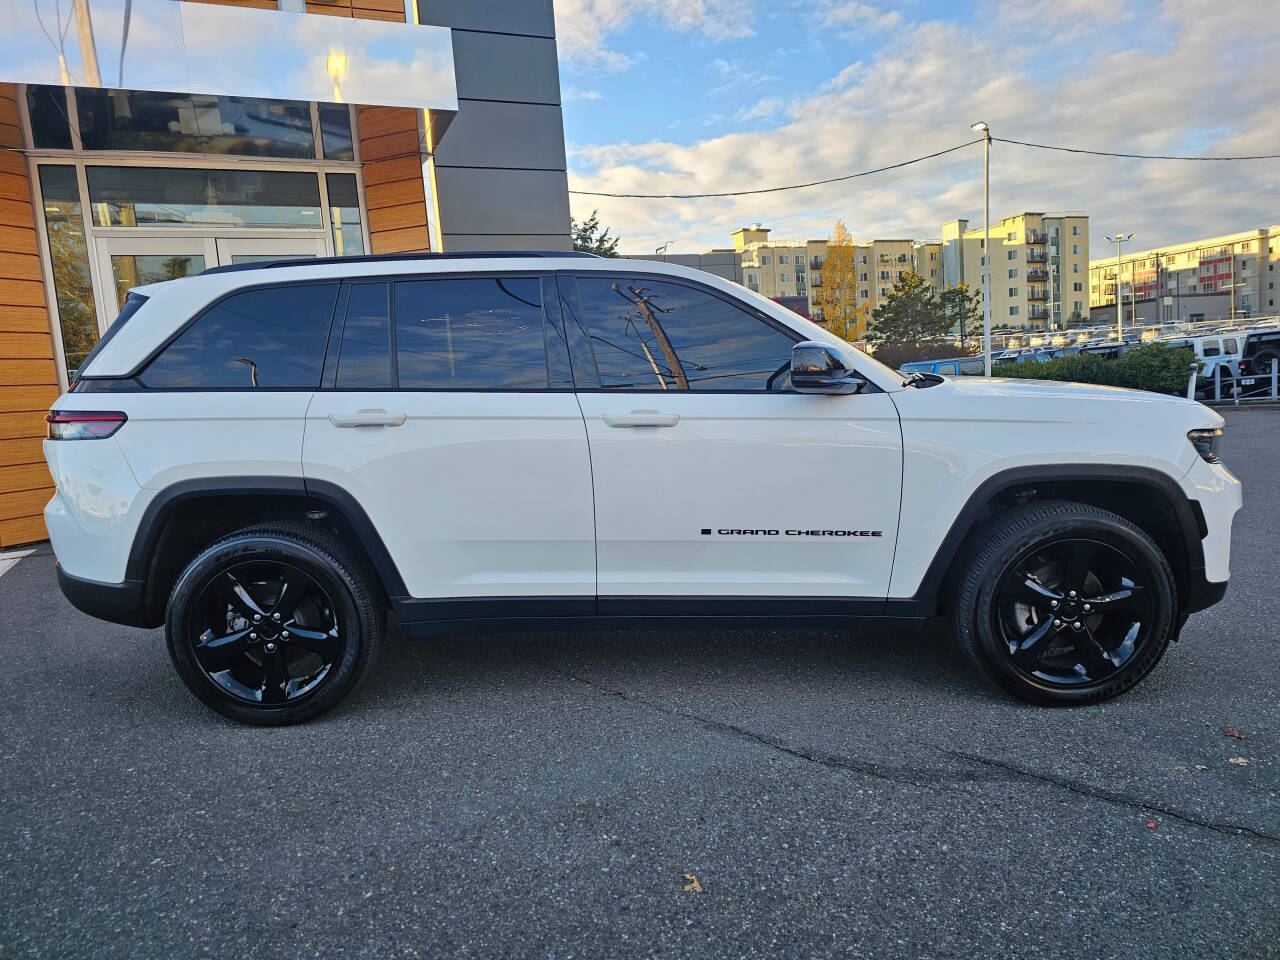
[1073,263,1080,273]
[860,289,869,299]
[1008,287,1018,297]
[779,273,789,283]
[318,104,356,161]
[1074,300,1082,311]
[326,173,366,257]
[1008,268,1018,278]
[859,273,867,281]
[1007,250,1017,260]
[37,165,99,381]
[76,88,319,159]
[1009,306,1019,316]
[1072,225,1081,236]
[880,287,887,297]
[1072,244,1080,255]
[779,255,789,264]
[761,256,770,265]
[26,86,73,149]
[86,166,323,228]
[1073,281,1082,292]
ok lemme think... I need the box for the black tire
[166,522,382,725]
[951,500,1177,706]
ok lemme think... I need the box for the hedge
[989,343,1197,395]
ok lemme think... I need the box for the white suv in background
[43,253,1241,724]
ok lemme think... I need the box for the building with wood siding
[0,0,571,547]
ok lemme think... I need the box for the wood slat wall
[0,83,56,548]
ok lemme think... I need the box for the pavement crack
[932,747,1280,844]
[547,665,1279,846]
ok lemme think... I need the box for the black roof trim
[200,251,598,276]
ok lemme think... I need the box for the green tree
[867,271,953,348]
[939,282,981,350]
[570,210,620,256]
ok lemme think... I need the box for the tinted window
[956,357,985,375]
[1222,338,1237,355]
[142,283,338,389]
[1202,341,1220,357]
[337,283,393,389]
[394,278,548,390]
[575,277,796,391]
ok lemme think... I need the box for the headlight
[1188,427,1222,463]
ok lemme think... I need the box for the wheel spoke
[1011,617,1063,670]
[1074,623,1119,679]
[272,577,309,623]
[194,628,253,672]
[214,572,266,622]
[286,625,343,661]
[1082,586,1144,613]
[259,649,288,704]
[1062,540,1098,591]
[1007,576,1063,606]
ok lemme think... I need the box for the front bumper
[56,563,151,628]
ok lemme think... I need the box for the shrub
[990,343,1197,395]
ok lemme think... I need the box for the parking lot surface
[2,407,1277,959]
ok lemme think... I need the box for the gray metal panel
[415,0,555,37]
[441,233,572,252]
[450,32,561,105]
[434,101,566,171]
[434,167,571,236]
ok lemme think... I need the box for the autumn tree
[570,209,620,256]
[866,270,954,348]
[811,220,867,342]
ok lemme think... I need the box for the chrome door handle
[328,410,407,428]
[601,411,680,428]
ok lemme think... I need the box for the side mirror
[790,341,865,395]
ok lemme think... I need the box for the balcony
[1026,249,1048,263]
[1026,268,1049,282]
[811,275,822,287]
[810,257,824,269]
[1029,306,1050,321]
[1026,230,1048,244]
[1028,287,1048,301]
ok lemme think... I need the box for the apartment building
[732,226,943,323]
[942,212,1089,329]
[1088,226,1280,326]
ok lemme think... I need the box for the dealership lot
[2,407,1276,959]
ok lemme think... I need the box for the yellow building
[733,225,813,306]
[942,212,1089,329]
[1088,225,1280,325]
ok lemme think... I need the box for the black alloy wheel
[952,500,1177,705]
[166,523,381,725]
[188,561,344,706]
[992,538,1155,687]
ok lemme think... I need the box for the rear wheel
[166,523,381,725]
[952,501,1177,705]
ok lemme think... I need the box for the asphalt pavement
[2,407,1277,959]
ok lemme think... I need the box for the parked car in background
[1236,328,1280,396]
[1162,334,1243,399]
[899,356,986,376]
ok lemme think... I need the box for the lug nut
[1072,622,1084,631]
[272,613,282,622]
[1083,603,1091,612]
[253,614,261,622]
[265,642,277,652]
[1050,600,1059,609]
[249,632,258,641]
[281,630,289,639]
[1068,590,1078,598]
[1053,618,1061,626]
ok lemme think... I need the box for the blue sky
[554,0,1279,257]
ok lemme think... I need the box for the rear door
[562,271,902,604]
[302,273,595,605]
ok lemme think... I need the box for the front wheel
[166,523,382,725]
[952,501,1177,705]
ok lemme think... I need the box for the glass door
[93,236,216,321]
[215,237,329,265]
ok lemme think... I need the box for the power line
[568,134,1280,201]
[567,139,984,199]
[993,136,1280,161]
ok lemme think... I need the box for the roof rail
[200,250,598,276]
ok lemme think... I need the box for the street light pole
[1103,232,1134,343]
[971,122,992,375]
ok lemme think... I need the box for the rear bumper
[56,563,151,628]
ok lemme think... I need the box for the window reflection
[26,86,73,149]
[319,104,354,161]
[37,166,98,381]
[109,255,205,314]
[76,89,317,158]
[86,166,322,228]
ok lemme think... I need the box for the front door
[302,274,596,606]
[561,272,903,604]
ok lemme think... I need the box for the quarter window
[141,283,339,388]
[574,276,796,391]
[394,277,549,390]
[336,283,393,389]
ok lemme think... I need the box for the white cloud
[563,87,604,102]
[737,96,782,122]
[570,3,1280,258]
[822,2,902,31]
[556,0,755,70]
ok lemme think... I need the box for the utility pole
[1104,233,1134,343]
[970,122,992,374]
[614,284,688,390]
[71,0,101,86]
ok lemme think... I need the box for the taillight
[46,410,127,440]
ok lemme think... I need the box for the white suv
[43,253,1241,724]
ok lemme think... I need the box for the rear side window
[956,358,984,375]
[336,282,393,390]
[573,276,797,391]
[1223,338,1237,355]
[394,277,549,390]
[1202,341,1220,357]
[141,283,338,389]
